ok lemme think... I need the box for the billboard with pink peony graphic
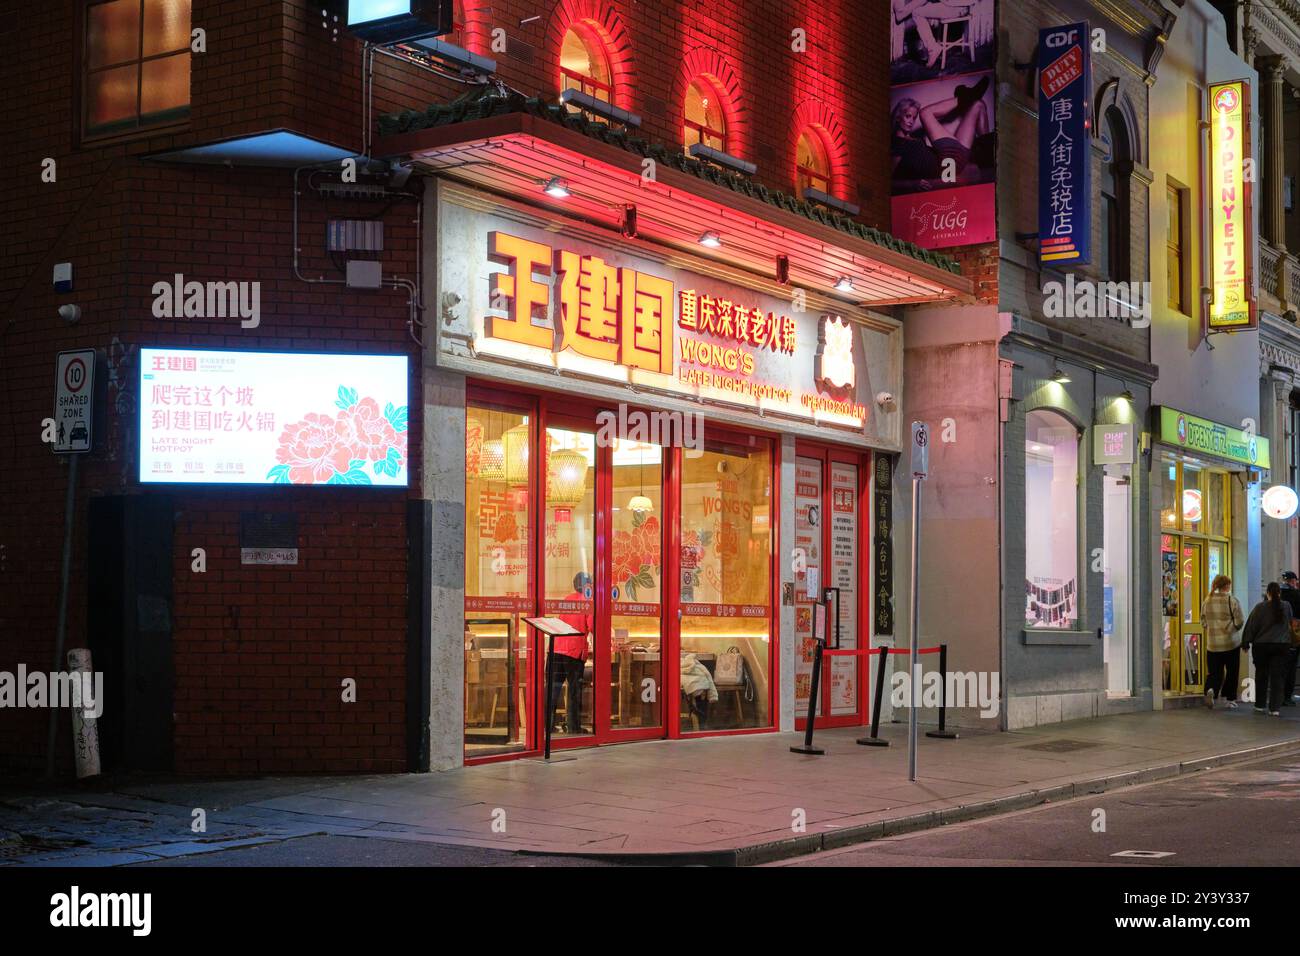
[138,348,409,486]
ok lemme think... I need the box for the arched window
[1099,107,1130,281]
[796,128,832,196]
[684,77,726,153]
[1024,409,1080,630]
[559,24,613,104]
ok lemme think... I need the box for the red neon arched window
[559,24,613,104]
[684,77,727,153]
[796,128,831,195]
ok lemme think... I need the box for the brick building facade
[4,0,964,773]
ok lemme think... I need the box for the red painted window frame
[463,381,784,763]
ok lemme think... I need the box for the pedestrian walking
[1277,571,1300,707]
[1241,582,1294,716]
[1202,575,1244,709]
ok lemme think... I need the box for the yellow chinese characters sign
[488,232,674,374]
[1208,80,1254,330]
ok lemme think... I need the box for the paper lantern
[504,424,530,486]
[548,449,589,504]
[480,439,505,481]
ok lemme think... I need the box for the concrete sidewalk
[4,708,1300,866]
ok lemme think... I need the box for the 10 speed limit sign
[53,349,95,454]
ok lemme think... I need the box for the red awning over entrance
[374,111,974,308]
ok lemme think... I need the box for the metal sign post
[908,422,929,783]
[45,350,95,778]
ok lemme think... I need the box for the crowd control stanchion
[857,644,892,747]
[790,597,827,755]
[925,642,959,739]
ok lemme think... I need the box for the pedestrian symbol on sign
[53,350,95,455]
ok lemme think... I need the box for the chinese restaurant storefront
[1152,407,1266,700]
[380,105,971,765]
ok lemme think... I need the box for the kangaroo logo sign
[53,350,95,454]
[1207,80,1255,330]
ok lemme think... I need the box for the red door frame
[463,381,788,761]
[793,440,871,731]
[673,422,781,739]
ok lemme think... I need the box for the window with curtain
[559,24,613,104]
[84,0,191,136]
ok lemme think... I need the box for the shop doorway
[793,442,870,729]
[1158,456,1232,697]
[464,387,780,760]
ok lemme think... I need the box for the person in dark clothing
[1278,571,1300,707]
[549,571,593,735]
[1242,582,1294,715]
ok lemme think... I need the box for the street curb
[517,736,1300,867]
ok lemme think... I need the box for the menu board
[829,462,859,715]
[793,457,823,716]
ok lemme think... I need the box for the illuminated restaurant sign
[1207,80,1255,330]
[139,349,410,486]
[438,197,887,431]
[1156,406,1269,469]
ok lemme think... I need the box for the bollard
[925,643,959,740]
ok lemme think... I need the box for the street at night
[2,0,1297,939]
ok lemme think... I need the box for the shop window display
[1024,410,1079,628]
[679,435,773,731]
[464,402,534,755]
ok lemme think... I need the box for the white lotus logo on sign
[816,315,855,392]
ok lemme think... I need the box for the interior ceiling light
[835,276,854,292]
[543,176,570,198]
[699,231,721,248]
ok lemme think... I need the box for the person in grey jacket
[1241,582,1294,716]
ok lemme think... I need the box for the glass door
[541,421,598,743]
[1180,540,1205,693]
[607,436,665,739]
[793,442,867,729]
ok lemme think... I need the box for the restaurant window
[679,434,773,731]
[796,128,832,196]
[1290,396,1300,495]
[1099,108,1130,281]
[84,0,191,136]
[1167,181,1187,312]
[559,24,613,104]
[464,401,533,756]
[684,77,727,153]
[1024,410,1079,629]
[610,438,663,730]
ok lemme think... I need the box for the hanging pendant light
[504,423,530,486]
[548,448,589,504]
[628,494,654,513]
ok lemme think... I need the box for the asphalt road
[776,750,1300,867]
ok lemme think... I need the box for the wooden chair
[936,15,974,71]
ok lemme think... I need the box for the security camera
[58,304,81,325]
[875,391,897,411]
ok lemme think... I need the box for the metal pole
[45,453,80,779]
[927,643,959,739]
[543,632,555,760]
[908,474,922,782]
[791,598,826,755]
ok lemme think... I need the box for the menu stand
[524,616,584,761]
